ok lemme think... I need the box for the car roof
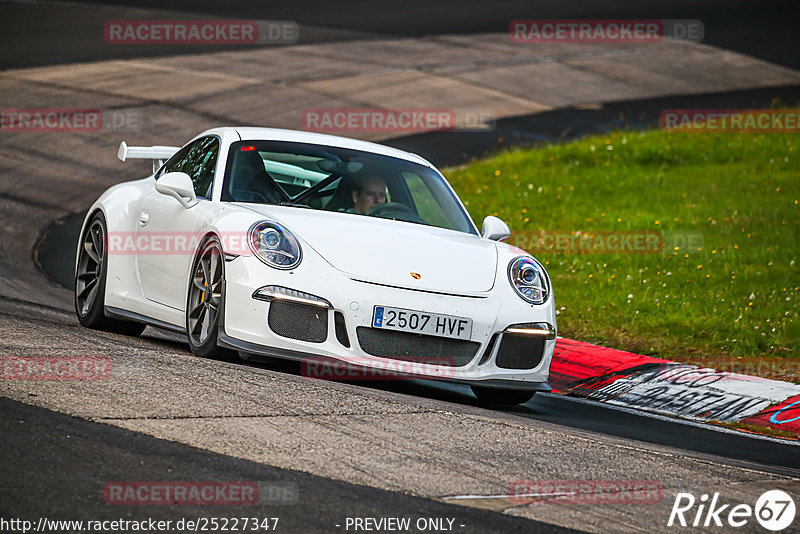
[198,126,433,168]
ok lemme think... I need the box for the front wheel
[74,212,145,336]
[186,236,230,359]
[471,386,536,405]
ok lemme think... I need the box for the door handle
[139,210,150,226]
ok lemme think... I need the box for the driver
[349,176,388,214]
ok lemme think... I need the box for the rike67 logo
[668,490,796,531]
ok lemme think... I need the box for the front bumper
[220,253,556,387]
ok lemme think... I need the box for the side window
[158,137,219,199]
[158,145,190,177]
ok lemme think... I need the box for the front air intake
[268,300,328,343]
[494,334,546,370]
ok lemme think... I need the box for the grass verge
[446,129,799,375]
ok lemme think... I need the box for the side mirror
[156,172,198,208]
[481,215,510,242]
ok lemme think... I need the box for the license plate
[372,306,472,341]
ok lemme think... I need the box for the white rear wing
[117,141,179,173]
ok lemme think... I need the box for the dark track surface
[402,385,800,476]
[0,397,577,533]
[2,0,798,69]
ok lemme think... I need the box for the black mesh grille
[268,301,328,343]
[356,327,479,367]
[495,334,546,370]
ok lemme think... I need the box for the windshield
[221,140,476,234]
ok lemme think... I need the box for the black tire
[74,212,146,336]
[471,385,536,405]
[185,236,230,359]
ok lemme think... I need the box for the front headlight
[248,220,302,270]
[508,256,549,305]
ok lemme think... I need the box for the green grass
[446,129,799,366]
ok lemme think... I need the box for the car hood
[237,204,497,294]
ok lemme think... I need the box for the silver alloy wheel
[187,241,223,346]
[75,219,105,317]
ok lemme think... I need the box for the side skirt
[105,306,184,334]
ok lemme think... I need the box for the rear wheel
[471,385,536,405]
[186,237,230,359]
[74,212,146,336]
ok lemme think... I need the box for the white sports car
[75,127,555,404]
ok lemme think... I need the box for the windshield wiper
[279,202,311,208]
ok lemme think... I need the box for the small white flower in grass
[627,294,633,299]
[749,293,755,300]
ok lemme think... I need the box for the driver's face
[352,178,387,214]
